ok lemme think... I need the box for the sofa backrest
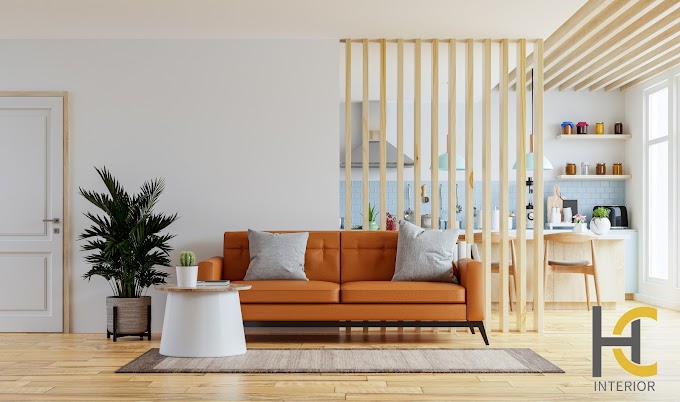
[340,231,398,283]
[222,231,341,283]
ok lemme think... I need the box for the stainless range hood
[340,131,414,168]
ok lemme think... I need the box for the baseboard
[633,293,680,311]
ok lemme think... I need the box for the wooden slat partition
[447,40,457,231]
[431,39,439,227]
[465,39,474,245]
[515,39,528,333]
[482,39,492,330]
[414,39,422,227]
[397,40,405,229]
[362,39,370,231]
[533,39,545,332]
[498,39,510,333]
[379,39,387,231]
[344,40,352,231]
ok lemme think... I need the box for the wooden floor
[0,301,678,401]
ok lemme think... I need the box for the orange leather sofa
[198,231,487,344]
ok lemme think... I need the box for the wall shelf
[557,174,631,181]
[556,134,631,140]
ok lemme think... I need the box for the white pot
[590,217,611,235]
[176,266,198,288]
[572,222,587,233]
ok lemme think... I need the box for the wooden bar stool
[543,233,600,311]
[474,233,518,311]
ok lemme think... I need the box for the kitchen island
[473,228,636,310]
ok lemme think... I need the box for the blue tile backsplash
[339,180,625,229]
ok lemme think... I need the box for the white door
[0,96,64,332]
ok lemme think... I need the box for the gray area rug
[118,348,563,374]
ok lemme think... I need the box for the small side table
[156,284,251,357]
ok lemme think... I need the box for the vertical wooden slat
[344,40,352,231]
[431,39,439,228]
[448,40,457,231]
[533,39,545,333]
[379,39,387,231]
[482,39,492,331]
[362,39,370,231]
[499,39,510,333]
[397,39,405,231]
[465,39,474,245]
[414,39,422,227]
[515,39,528,333]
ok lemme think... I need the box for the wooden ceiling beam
[550,1,680,90]
[544,0,657,90]
[619,56,680,91]
[603,47,680,90]
[587,31,680,91]
[507,0,609,87]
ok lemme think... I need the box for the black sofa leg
[477,323,489,345]
[469,327,475,334]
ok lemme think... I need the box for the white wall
[0,39,340,332]
[340,91,627,182]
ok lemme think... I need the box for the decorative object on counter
[581,162,590,175]
[386,212,397,231]
[613,163,623,175]
[491,207,500,231]
[404,184,414,223]
[595,122,604,135]
[79,167,178,341]
[546,184,564,225]
[573,214,587,233]
[364,203,380,231]
[614,122,623,134]
[562,207,573,224]
[549,207,561,225]
[576,121,589,134]
[177,251,198,288]
[421,184,430,204]
[508,213,515,230]
[438,184,447,229]
[525,177,535,229]
[561,121,574,135]
[565,162,577,175]
[590,206,611,236]
[596,162,606,175]
[421,214,432,229]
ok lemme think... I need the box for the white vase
[176,266,198,288]
[590,217,611,235]
[572,222,587,233]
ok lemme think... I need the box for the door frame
[0,91,70,333]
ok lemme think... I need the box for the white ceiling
[0,0,586,39]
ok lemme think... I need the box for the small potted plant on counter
[573,214,587,233]
[177,251,198,288]
[363,203,380,231]
[590,207,611,235]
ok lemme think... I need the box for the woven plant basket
[106,296,151,335]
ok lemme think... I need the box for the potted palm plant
[80,167,178,340]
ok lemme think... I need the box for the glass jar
[576,122,589,134]
[613,163,623,175]
[595,122,604,134]
[596,163,606,175]
[614,122,623,135]
[561,121,574,135]
[581,162,590,175]
[566,163,577,175]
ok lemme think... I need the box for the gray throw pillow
[392,220,459,283]
[244,230,309,281]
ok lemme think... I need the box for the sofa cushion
[244,230,309,281]
[392,221,459,283]
[233,280,339,303]
[341,281,465,304]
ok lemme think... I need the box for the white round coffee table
[156,284,251,358]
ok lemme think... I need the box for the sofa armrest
[458,258,484,321]
[198,256,224,280]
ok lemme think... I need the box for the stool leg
[584,274,591,311]
[509,274,514,312]
[593,271,601,307]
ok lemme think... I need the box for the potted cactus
[590,207,611,235]
[177,251,198,288]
